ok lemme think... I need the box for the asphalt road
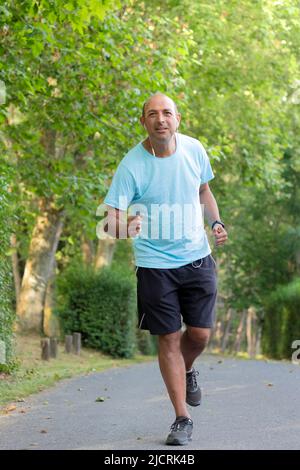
[0,354,299,450]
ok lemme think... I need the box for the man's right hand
[127,214,143,238]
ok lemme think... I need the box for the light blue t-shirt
[104,133,214,268]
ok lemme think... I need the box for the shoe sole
[186,385,202,407]
[166,436,192,446]
[186,399,201,407]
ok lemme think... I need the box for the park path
[0,354,299,450]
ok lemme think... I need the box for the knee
[158,331,181,354]
[186,328,211,348]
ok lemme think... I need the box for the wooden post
[41,338,50,361]
[50,337,58,358]
[73,332,81,355]
[65,335,73,353]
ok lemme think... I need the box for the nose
[156,112,165,123]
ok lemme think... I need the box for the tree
[1,0,192,332]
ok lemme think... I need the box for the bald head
[142,92,178,117]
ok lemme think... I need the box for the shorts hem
[146,326,182,336]
[184,322,214,329]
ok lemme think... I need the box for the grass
[0,333,155,412]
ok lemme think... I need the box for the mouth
[156,128,168,133]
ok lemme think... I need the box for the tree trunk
[246,306,256,358]
[94,236,116,270]
[234,309,246,353]
[212,320,223,351]
[221,308,233,352]
[255,323,262,356]
[251,308,257,358]
[10,233,21,308]
[81,235,94,265]
[43,258,60,337]
[16,199,64,332]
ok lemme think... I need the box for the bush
[0,258,15,372]
[0,169,16,373]
[57,264,137,358]
[136,328,158,356]
[262,278,300,359]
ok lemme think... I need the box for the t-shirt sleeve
[198,142,214,184]
[104,164,136,211]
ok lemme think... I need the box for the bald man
[104,92,228,445]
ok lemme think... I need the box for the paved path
[0,355,299,450]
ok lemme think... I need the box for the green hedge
[0,170,15,372]
[57,264,137,358]
[136,328,158,356]
[0,258,15,372]
[262,278,300,359]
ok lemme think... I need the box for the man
[103,92,228,445]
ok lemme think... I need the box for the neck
[144,134,177,158]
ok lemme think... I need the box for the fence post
[73,332,81,355]
[65,335,73,353]
[41,338,50,361]
[50,337,58,358]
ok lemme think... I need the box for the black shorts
[136,254,217,335]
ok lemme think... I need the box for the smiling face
[140,94,181,144]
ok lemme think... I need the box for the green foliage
[0,169,15,372]
[137,2,300,360]
[57,264,137,358]
[1,0,192,246]
[1,0,300,359]
[0,257,15,372]
[136,329,158,356]
[111,239,135,271]
[262,278,300,359]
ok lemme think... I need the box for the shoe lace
[170,418,191,431]
[186,369,199,389]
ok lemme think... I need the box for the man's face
[141,95,180,142]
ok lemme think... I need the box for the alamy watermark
[96,197,206,250]
[291,340,300,365]
[0,340,6,365]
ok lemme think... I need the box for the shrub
[57,264,137,358]
[262,278,300,359]
[0,169,16,373]
[136,328,158,356]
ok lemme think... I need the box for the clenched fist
[127,214,143,238]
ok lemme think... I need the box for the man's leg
[158,330,191,419]
[180,326,211,371]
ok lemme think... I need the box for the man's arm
[199,183,228,246]
[104,206,142,239]
[199,182,220,226]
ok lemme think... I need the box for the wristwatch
[211,220,225,230]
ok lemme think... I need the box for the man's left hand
[212,224,228,247]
